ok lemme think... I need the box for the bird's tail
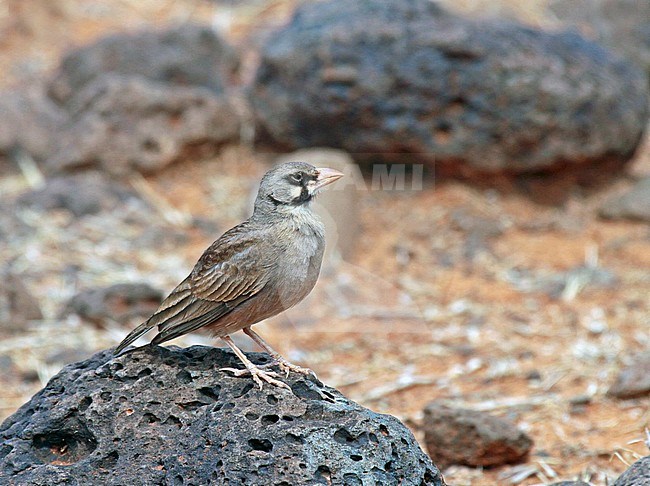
[114,320,154,355]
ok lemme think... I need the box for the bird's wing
[114,224,274,353]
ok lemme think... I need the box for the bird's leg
[243,327,315,378]
[220,335,290,390]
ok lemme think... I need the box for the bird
[114,162,344,389]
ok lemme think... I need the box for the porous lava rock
[613,456,650,486]
[251,0,648,177]
[0,345,445,485]
[48,24,239,104]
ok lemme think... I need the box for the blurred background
[0,0,648,484]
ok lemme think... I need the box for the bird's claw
[261,358,316,379]
[220,366,290,390]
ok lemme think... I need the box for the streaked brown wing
[190,225,273,298]
[151,225,272,340]
[115,222,274,352]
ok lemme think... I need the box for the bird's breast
[268,227,324,309]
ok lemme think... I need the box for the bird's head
[254,162,344,214]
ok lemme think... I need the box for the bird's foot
[261,356,316,378]
[220,365,291,390]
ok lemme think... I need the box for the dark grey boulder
[46,74,240,175]
[613,456,650,486]
[0,345,445,485]
[48,24,239,104]
[251,0,648,177]
[17,172,138,217]
[2,25,241,176]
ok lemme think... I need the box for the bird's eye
[291,172,303,183]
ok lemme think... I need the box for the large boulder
[48,24,239,104]
[250,0,649,177]
[0,345,445,485]
[17,172,138,217]
[45,75,240,175]
[1,25,241,175]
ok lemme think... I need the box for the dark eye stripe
[292,185,311,204]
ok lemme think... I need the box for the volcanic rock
[17,172,137,217]
[0,345,445,485]
[613,456,650,486]
[46,75,240,175]
[251,0,648,178]
[48,24,239,104]
[422,402,533,467]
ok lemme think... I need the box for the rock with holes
[0,345,445,485]
[250,0,648,178]
[613,456,650,486]
[45,74,240,176]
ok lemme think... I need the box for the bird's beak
[312,167,344,192]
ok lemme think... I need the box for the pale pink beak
[313,167,344,191]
